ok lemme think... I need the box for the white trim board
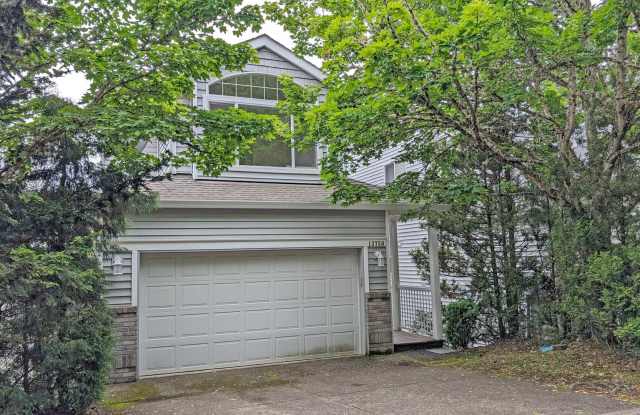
[136,246,366,378]
[118,239,384,253]
[156,199,407,213]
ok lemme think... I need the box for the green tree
[412,155,552,340]
[1,1,280,413]
[268,0,640,345]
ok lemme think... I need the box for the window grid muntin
[208,74,286,101]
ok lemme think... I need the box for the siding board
[107,208,387,304]
[103,252,133,305]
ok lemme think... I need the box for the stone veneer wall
[366,291,393,353]
[110,306,138,383]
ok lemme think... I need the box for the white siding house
[105,35,404,383]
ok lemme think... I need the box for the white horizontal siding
[351,147,402,186]
[107,208,387,305]
[103,252,132,305]
[121,209,385,243]
[397,219,426,287]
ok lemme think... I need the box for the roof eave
[157,199,409,212]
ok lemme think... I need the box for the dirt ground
[100,351,639,415]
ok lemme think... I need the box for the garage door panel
[304,334,328,355]
[145,346,175,371]
[274,280,300,301]
[330,278,354,298]
[213,282,242,304]
[177,343,209,368]
[146,315,176,339]
[214,311,242,333]
[303,306,328,327]
[181,284,209,307]
[146,285,176,308]
[244,281,271,303]
[303,279,326,299]
[140,249,362,376]
[178,255,209,279]
[246,338,273,361]
[333,332,356,352]
[275,308,300,329]
[178,313,209,337]
[331,305,355,325]
[213,341,242,364]
[245,309,272,331]
[142,256,175,279]
[275,336,301,358]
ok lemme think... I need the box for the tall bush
[1,0,275,413]
[0,242,113,414]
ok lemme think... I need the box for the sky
[54,1,303,103]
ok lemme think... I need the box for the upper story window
[384,161,408,184]
[208,73,316,168]
[384,162,395,184]
[209,74,285,101]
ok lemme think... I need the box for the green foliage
[444,299,480,349]
[0,0,273,413]
[0,240,114,415]
[267,0,640,350]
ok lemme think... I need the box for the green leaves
[1,1,275,412]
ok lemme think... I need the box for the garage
[139,249,364,376]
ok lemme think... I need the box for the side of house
[351,147,472,295]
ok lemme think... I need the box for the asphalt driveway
[102,352,639,415]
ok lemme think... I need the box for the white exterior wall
[106,208,388,304]
[351,148,430,288]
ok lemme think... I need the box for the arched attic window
[208,73,285,100]
[207,73,316,168]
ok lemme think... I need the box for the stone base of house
[366,290,393,354]
[110,306,137,384]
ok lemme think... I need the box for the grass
[100,369,291,412]
[101,383,161,411]
[413,341,640,404]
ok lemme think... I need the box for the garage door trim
[136,248,367,377]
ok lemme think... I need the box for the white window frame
[206,73,320,171]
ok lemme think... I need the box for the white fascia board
[247,34,326,82]
[157,199,409,212]
[117,239,375,252]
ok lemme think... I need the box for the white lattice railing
[399,285,433,336]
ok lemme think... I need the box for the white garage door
[139,249,363,376]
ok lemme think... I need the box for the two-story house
[103,35,443,383]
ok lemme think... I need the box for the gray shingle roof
[146,175,334,204]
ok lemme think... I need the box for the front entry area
[138,249,363,376]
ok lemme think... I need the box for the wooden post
[428,227,443,340]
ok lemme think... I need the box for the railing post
[428,226,443,340]
[386,213,401,331]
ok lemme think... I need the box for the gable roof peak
[243,33,325,81]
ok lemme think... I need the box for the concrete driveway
[102,352,639,415]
